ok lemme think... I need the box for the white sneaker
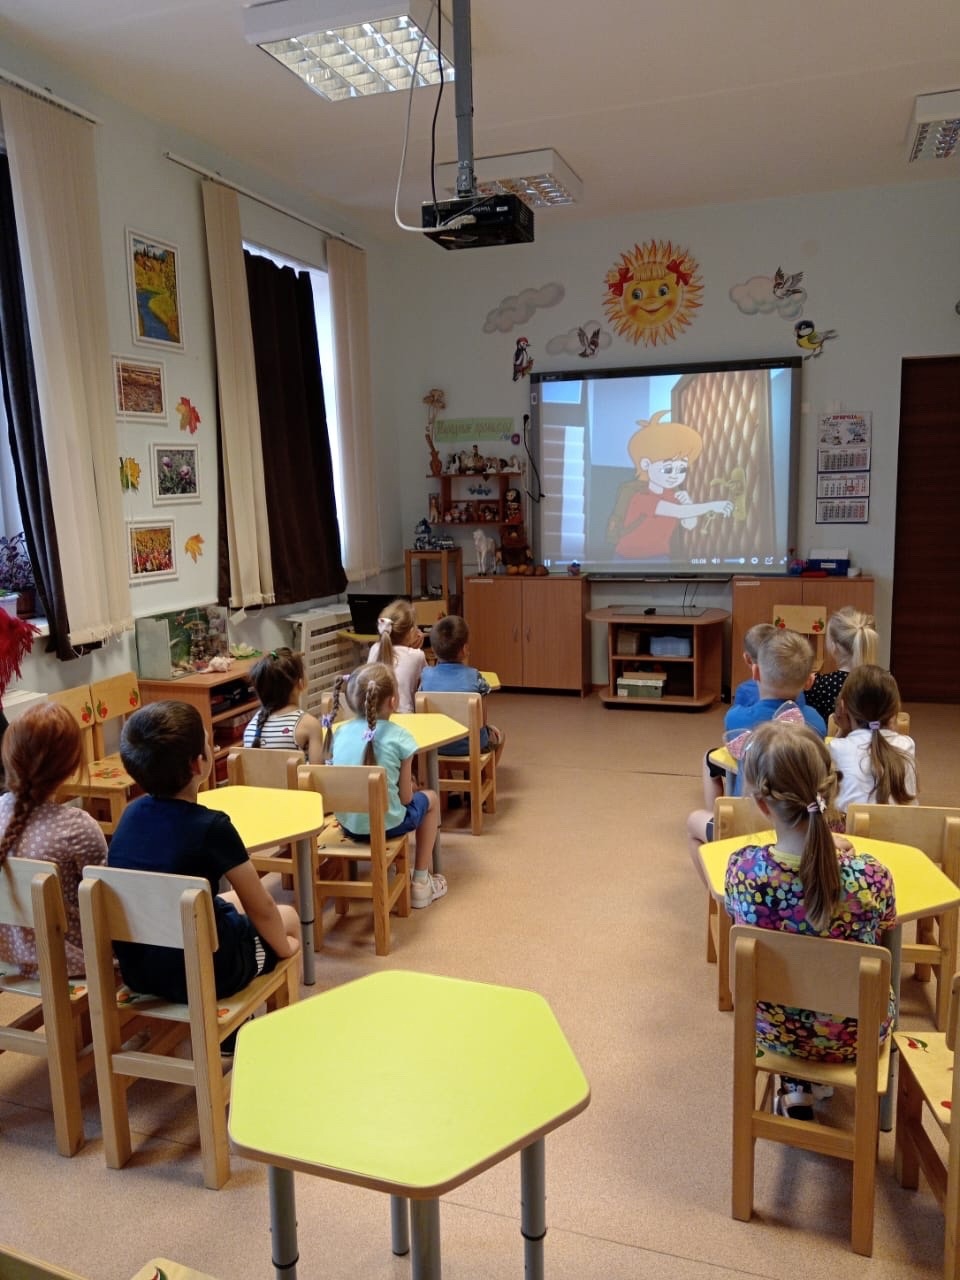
[411,872,448,908]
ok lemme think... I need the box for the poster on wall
[815,412,871,523]
[126,229,184,351]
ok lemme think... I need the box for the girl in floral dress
[724,718,896,1120]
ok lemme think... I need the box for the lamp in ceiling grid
[435,150,583,207]
[907,89,960,161]
[243,0,454,101]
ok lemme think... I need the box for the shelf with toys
[426,470,524,531]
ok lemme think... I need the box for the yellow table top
[197,785,325,852]
[708,745,737,773]
[389,712,467,751]
[699,832,960,924]
[481,670,500,691]
[229,970,590,1197]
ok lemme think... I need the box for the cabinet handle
[525,627,531,642]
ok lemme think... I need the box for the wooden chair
[706,797,767,1012]
[730,924,892,1256]
[79,864,299,1189]
[0,1246,221,1280]
[772,603,825,671]
[415,690,495,836]
[50,674,141,836]
[297,764,411,956]
[894,972,960,1280]
[846,804,960,1029]
[0,858,95,1156]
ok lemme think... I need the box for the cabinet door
[521,577,586,691]
[464,578,523,685]
[730,578,802,686]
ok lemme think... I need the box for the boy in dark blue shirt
[420,615,504,761]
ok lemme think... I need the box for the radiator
[285,607,353,714]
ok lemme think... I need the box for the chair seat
[115,971,290,1032]
[0,961,88,1004]
[756,1040,891,1096]
[893,1029,953,1134]
[86,752,134,786]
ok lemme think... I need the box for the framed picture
[126,229,184,351]
[149,441,200,504]
[127,520,177,582]
[112,355,166,420]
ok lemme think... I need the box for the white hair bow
[377,617,393,636]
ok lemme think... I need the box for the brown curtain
[242,251,346,604]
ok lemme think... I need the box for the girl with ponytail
[367,598,426,713]
[724,719,896,1120]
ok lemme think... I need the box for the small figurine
[473,528,497,576]
[428,493,441,524]
[567,560,581,577]
[414,517,434,550]
[504,487,522,524]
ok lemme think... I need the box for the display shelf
[427,471,523,531]
[586,608,727,708]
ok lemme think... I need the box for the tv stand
[586,606,727,709]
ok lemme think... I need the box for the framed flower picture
[149,441,200,504]
[127,520,177,582]
[112,355,166,421]
[126,229,184,351]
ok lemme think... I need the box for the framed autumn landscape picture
[127,520,177,582]
[112,355,166,420]
[126,229,184,351]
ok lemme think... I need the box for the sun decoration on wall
[603,240,703,348]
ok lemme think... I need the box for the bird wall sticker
[512,336,534,381]
[794,319,838,359]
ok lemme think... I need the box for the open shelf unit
[586,607,728,708]
[427,471,523,532]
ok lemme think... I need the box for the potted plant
[0,532,36,618]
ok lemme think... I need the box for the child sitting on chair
[687,629,826,853]
[731,622,777,709]
[830,664,917,818]
[805,606,878,723]
[244,647,324,762]
[367,598,427,714]
[420,615,504,762]
[108,701,300,1003]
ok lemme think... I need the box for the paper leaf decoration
[184,533,204,563]
[119,456,141,492]
[176,397,201,433]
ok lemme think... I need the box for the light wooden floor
[0,693,957,1278]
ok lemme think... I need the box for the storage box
[617,672,668,698]
[807,547,850,576]
[649,635,691,657]
[135,605,229,679]
[615,630,641,656]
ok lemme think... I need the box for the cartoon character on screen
[606,411,734,560]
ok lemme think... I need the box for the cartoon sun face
[604,240,703,348]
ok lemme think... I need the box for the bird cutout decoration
[176,396,201,433]
[708,466,747,522]
[794,319,838,359]
[119,456,141,492]
[772,266,804,299]
[512,336,534,381]
[184,533,204,563]
[577,325,601,357]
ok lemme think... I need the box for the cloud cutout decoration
[729,275,806,319]
[482,282,565,334]
[545,324,613,357]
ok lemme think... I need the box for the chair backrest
[845,804,960,876]
[48,684,95,767]
[772,604,825,669]
[298,763,389,839]
[90,672,141,757]
[714,796,766,839]
[319,690,350,724]
[226,746,303,790]
[414,599,447,626]
[81,864,215,951]
[730,923,891,1026]
[0,855,66,933]
[415,690,481,747]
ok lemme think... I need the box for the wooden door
[464,577,523,685]
[891,357,960,701]
[521,577,587,691]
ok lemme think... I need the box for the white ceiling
[2,0,960,241]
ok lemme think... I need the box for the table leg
[390,1194,410,1255]
[880,922,903,1132]
[410,1198,441,1279]
[294,835,316,986]
[521,1138,546,1280]
[268,1165,299,1280]
[424,747,442,874]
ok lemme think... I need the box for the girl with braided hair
[367,598,426,713]
[242,647,324,762]
[326,663,445,909]
[0,702,106,976]
[724,718,896,1120]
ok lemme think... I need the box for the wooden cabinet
[138,658,259,786]
[464,575,590,693]
[586,607,727,708]
[730,576,875,686]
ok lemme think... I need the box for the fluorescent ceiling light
[244,0,454,102]
[435,149,583,207]
[907,89,960,161]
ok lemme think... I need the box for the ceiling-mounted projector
[421,194,534,249]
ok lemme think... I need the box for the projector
[421,193,534,249]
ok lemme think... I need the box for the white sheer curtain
[201,180,275,607]
[0,87,132,643]
[326,238,382,581]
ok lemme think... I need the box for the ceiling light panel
[435,150,583,208]
[907,89,960,161]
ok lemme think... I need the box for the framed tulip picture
[149,442,201,505]
[127,520,177,582]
